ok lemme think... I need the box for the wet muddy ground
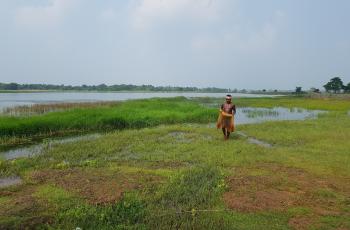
[0,176,22,188]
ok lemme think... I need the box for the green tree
[323,77,344,93]
[4,83,19,90]
[310,87,320,93]
[295,86,302,94]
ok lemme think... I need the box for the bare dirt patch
[223,163,350,229]
[0,186,53,228]
[288,216,316,230]
[31,168,160,205]
[0,186,36,216]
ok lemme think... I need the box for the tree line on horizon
[0,82,230,93]
[323,77,350,93]
[294,77,349,94]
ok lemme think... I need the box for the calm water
[235,107,324,124]
[0,92,278,110]
[0,176,22,188]
[1,134,101,160]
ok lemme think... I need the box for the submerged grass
[1,96,350,229]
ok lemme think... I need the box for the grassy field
[0,96,350,229]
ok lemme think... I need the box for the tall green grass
[193,96,350,111]
[0,97,217,138]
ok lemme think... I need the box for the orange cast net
[216,109,234,132]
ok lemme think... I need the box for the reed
[1,101,119,116]
[0,97,217,139]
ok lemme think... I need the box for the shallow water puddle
[0,134,101,160]
[236,107,325,125]
[0,176,22,188]
[236,131,272,148]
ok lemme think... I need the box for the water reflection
[0,92,280,110]
[236,107,325,125]
[0,176,22,188]
[1,134,101,160]
[236,131,272,148]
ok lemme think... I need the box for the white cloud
[191,10,284,54]
[131,0,227,30]
[191,22,277,54]
[99,9,118,22]
[15,0,79,28]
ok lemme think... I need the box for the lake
[0,92,278,110]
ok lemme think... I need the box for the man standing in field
[217,95,236,140]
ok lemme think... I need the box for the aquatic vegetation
[1,101,120,117]
[193,96,350,111]
[0,97,217,149]
[1,96,350,229]
[241,108,280,118]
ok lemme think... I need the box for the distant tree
[0,82,230,93]
[323,77,344,93]
[310,87,320,93]
[295,87,302,94]
[323,82,332,93]
[262,89,266,92]
[5,83,19,90]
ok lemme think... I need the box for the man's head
[225,94,232,103]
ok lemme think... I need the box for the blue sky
[0,0,349,90]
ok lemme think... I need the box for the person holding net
[217,94,236,140]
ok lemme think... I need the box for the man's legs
[222,128,227,139]
[227,131,230,139]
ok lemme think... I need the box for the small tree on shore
[295,87,302,94]
[323,77,344,93]
[310,87,320,93]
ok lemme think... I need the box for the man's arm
[232,105,236,115]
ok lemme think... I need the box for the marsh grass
[193,96,350,111]
[55,193,147,229]
[1,101,120,116]
[1,96,350,229]
[0,97,217,148]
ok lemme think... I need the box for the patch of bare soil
[31,168,160,204]
[223,163,350,229]
[0,186,54,228]
[288,216,316,230]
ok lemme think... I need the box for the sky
[0,0,349,90]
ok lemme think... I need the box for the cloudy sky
[0,0,349,90]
